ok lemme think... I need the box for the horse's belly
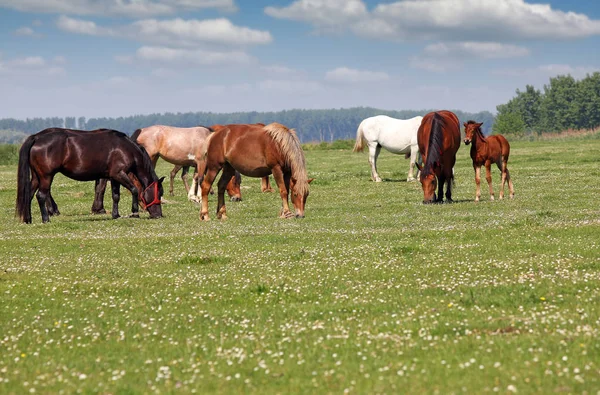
[60,169,105,182]
[159,153,195,166]
[235,166,271,178]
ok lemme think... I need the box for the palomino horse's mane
[423,113,446,174]
[263,122,309,196]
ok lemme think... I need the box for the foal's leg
[497,159,506,200]
[505,162,515,199]
[92,179,108,214]
[484,161,494,200]
[368,142,382,182]
[216,164,235,220]
[474,165,482,202]
[261,176,273,192]
[200,167,221,221]
[110,180,121,219]
[272,166,293,218]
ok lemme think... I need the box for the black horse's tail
[131,128,142,142]
[16,135,36,223]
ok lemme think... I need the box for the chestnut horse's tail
[131,128,143,142]
[16,135,36,223]
[353,121,365,152]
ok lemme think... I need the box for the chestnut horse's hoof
[200,212,210,221]
[262,188,274,193]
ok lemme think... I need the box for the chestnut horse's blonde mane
[263,122,309,195]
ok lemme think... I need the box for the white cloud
[134,46,254,66]
[11,56,46,67]
[0,0,236,17]
[493,64,600,79]
[57,16,271,47]
[14,27,36,36]
[0,55,66,77]
[53,55,67,64]
[325,67,389,83]
[266,0,600,41]
[411,41,530,72]
[257,79,322,94]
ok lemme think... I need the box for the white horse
[353,115,423,182]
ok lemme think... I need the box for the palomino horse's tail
[16,135,37,223]
[353,121,365,152]
[263,123,309,196]
[131,128,142,142]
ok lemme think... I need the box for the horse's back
[362,115,422,153]
[488,134,511,158]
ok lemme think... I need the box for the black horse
[16,128,164,223]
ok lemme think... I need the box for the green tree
[493,112,526,137]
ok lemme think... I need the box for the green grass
[1,139,599,393]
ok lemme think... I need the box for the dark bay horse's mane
[423,112,446,174]
[135,144,159,181]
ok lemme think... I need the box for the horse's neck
[473,129,487,147]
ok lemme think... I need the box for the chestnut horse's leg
[474,165,482,202]
[485,160,494,201]
[271,166,293,218]
[110,180,121,219]
[200,167,220,221]
[368,142,383,182]
[92,179,108,214]
[216,164,235,220]
[261,176,273,192]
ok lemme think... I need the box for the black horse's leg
[92,179,108,214]
[110,180,121,219]
[436,174,445,203]
[112,171,140,217]
[46,190,60,216]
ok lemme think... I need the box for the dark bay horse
[16,128,164,223]
[416,111,461,203]
[463,121,514,201]
[197,123,312,220]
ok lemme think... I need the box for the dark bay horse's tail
[131,128,142,142]
[16,135,36,223]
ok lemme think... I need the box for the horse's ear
[477,122,483,128]
[463,122,468,128]
[307,178,315,184]
[415,162,422,171]
[158,176,165,184]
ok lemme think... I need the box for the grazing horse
[415,111,461,204]
[463,121,514,201]
[16,128,164,223]
[197,123,312,220]
[353,115,423,182]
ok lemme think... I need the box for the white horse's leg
[368,143,382,182]
[407,145,419,182]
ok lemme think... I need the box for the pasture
[0,137,599,393]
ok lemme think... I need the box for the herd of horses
[15,110,514,224]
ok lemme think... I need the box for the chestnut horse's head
[416,162,438,204]
[226,172,242,202]
[463,121,483,145]
[290,177,314,218]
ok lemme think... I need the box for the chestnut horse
[197,123,312,220]
[16,128,164,223]
[416,111,461,203]
[463,121,514,201]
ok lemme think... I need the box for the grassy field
[0,138,599,394]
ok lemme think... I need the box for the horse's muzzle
[230,196,242,202]
[464,139,471,145]
[295,214,305,219]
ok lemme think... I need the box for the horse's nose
[464,139,471,145]
[295,214,305,219]
[230,196,242,202]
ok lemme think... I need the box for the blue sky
[1,0,600,119]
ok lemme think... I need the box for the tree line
[0,107,494,144]
[494,72,600,136]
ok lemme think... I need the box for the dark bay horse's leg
[46,191,60,216]
[485,160,495,201]
[35,175,53,223]
[200,166,221,221]
[92,179,108,214]
[261,176,273,192]
[216,164,236,220]
[110,180,121,219]
[271,166,294,218]
[436,173,445,203]
[111,171,140,218]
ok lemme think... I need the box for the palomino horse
[415,111,461,204]
[463,121,514,201]
[353,115,423,182]
[197,123,312,220]
[16,128,164,223]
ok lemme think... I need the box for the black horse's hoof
[92,209,107,215]
[130,213,140,218]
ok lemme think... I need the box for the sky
[1,0,600,119]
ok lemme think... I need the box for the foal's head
[463,121,483,145]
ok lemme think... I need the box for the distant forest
[494,72,600,136]
[0,107,494,144]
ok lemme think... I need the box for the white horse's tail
[353,121,365,152]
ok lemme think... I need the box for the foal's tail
[16,135,36,223]
[353,121,366,152]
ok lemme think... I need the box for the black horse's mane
[423,112,446,174]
